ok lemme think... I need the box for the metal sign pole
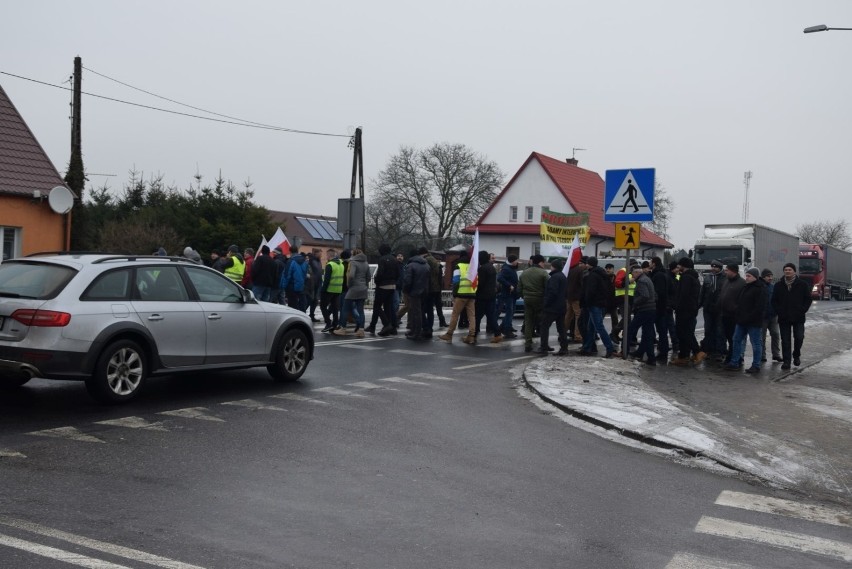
[622,250,631,357]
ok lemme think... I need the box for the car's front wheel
[268,328,309,382]
[86,340,147,403]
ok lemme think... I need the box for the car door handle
[208,313,222,320]
[148,314,164,321]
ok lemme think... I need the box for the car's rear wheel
[268,328,309,382]
[0,375,31,390]
[86,340,147,403]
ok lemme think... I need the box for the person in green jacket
[518,254,549,352]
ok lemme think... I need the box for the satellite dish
[48,186,74,214]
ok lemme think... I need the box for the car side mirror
[242,288,256,303]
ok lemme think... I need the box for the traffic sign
[614,223,641,249]
[604,168,655,222]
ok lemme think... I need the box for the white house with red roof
[463,151,672,260]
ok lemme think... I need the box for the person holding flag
[438,251,478,344]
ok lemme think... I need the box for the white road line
[26,426,105,444]
[452,362,492,370]
[501,355,538,363]
[158,407,225,422]
[716,490,852,528]
[348,381,396,391]
[377,376,430,386]
[0,517,207,568]
[440,354,486,361]
[317,338,391,347]
[411,373,456,381]
[0,533,132,569]
[311,386,366,397]
[665,552,757,569]
[694,515,852,562]
[220,399,287,411]
[336,344,384,350]
[389,349,435,355]
[0,449,26,458]
[268,393,330,404]
[95,417,168,431]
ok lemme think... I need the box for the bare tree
[796,219,852,249]
[364,198,421,255]
[371,143,504,250]
[644,180,674,244]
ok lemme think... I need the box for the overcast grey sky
[3,0,851,250]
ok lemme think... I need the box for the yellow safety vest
[456,263,476,296]
[224,256,245,282]
[327,259,344,294]
[614,268,636,297]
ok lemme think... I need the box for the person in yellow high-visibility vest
[438,251,477,344]
[320,249,344,333]
[611,261,637,342]
[222,245,245,283]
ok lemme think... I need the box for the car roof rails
[91,255,194,264]
[26,251,107,257]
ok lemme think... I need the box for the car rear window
[0,261,77,299]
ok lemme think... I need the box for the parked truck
[692,224,800,279]
[798,243,852,301]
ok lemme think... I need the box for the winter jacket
[281,255,309,292]
[763,280,777,320]
[675,269,700,316]
[475,262,498,300]
[565,264,584,302]
[735,279,767,328]
[543,269,568,314]
[424,254,443,293]
[518,266,549,299]
[374,253,401,287]
[582,266,614,309]
[344,253,370,300]
[650,267,669,315]
[250,252,277,288]
[719,274,745,317]
[497,262,519,298]
[403,255,430,297]
[699,271,723,310]
[772,277,812,324]
[632,273,657,313]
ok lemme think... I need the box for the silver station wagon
[0,253,314,403]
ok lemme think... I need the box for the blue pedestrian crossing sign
[604,168,655,222]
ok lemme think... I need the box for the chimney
[565,157,579,166]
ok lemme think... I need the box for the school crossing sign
[604,168,655,222]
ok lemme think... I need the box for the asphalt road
[0,305,849,568]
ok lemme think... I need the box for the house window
[525,206,534,222]
[509,206,518,222]
[1,226,21,261]
[532,242,540,256]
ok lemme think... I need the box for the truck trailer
[692,224,800,279]
[798,243,852,301]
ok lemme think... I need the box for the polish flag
[267,227,291,255]
[466,229,480,290]
[562,233,583,276]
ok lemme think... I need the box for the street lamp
[804,24,852,33]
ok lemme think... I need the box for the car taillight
[11,309,72,327]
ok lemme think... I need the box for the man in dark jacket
[565,258,585,342]
[419,247,443,337]
[373,244,401,336]
[402,250,430,340]
[672,257,701,366]
[497,255,520,338]
[629,263,658,365]
[649,257,670,361]
[539,258,569,355]
[772,262,813,370]
[718,264,745,363]
[474,251,502,343]
[250,245,277,302]
[580,257,619,358]
[698,260,725,357]
[760,269,781,363]
[726,267,768,373]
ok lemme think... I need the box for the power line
[0,70,350,138]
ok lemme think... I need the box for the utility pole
[65,56,86,250]
[349,127,365,248]
[741,170,752,223]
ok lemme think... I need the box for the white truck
[692,224,800,278]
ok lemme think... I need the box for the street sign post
[604,168,655,222]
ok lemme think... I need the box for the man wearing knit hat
[726,267,767,373]
[718,263,745,364]
[771,263,813,370]
[760,269,782,363]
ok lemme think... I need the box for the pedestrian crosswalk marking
[95,417,169,432]
[159,407,225,422]
[665,552,757,568]
[411,373,457,381]
[377,376,430,386]
[694,515,852,562]
[0,449,26,458]
[221,399,287,411]
[268,393,329,404]
[0,533,134,569]
[26,426,105,444]
[337,344,384,351]
[453,362,492,370]
[348,381,397,391]
[389,349,434,356]
[439,355,488,361]
[715,490,851,528]
[311,386,366,397]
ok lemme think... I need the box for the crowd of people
[169,243,814,371]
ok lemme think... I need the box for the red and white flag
[466,229,480,290]
[267,227,291,256]
[562,233,582,276]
